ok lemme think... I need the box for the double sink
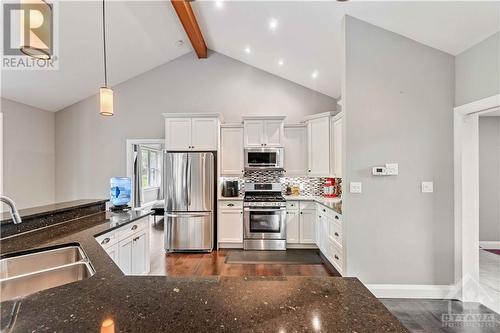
[0,244,95,302]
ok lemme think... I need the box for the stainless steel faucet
[0,196,22,224]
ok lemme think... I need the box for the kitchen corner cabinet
[243,117,285,147]
[96,216,150,276]
[220,126,244,175]
[283,125,307,176]
[164,114,220,151]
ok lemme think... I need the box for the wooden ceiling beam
[170,0,207,59]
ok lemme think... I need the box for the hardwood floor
[148,219,334,277]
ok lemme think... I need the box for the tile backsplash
[222,170,341,197]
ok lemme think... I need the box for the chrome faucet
[0,196,22,224]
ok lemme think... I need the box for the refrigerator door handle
[165,212,211,218]
[187,156,192,207]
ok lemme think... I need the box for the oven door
[244,207,286,240]
[244,148,283,170]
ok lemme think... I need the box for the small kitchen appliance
[222,180,240,197]
[323,178,338,198]
[243,183,286,250]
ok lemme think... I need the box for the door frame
[453,94,500,302]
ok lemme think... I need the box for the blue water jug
[110,177,131,206]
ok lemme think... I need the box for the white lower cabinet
[299,209,316,244]
[285,210,300,243]
[219,209,243,243]
[96,216,150,275]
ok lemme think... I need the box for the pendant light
[20,0,52,60]
[99,0,113,116]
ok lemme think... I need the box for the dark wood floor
[149,219,334,277]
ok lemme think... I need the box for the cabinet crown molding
[162,112,223,121]
[242,115,286,121]
[303,111,337,122]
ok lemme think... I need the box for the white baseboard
[366,284,456,299]
[286,244,318,249]
[218,242,243,249]
[479,241,500,249]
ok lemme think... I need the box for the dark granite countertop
[0,210,407,332]
[0,199,109,224]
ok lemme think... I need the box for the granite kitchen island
[0,210,408,332]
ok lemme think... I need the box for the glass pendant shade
[20,0,52,60]
[99,87,114,116]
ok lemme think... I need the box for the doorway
[454,94,500,312]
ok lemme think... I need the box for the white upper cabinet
[243,116,285,147]
[332,114,343,178]
[306,116,331,176]
[164,113,221,151]
[165,118,192,151]
[283,125,307,176]
[221,126,244,175]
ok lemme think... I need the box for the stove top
[244,194,286,202]
[243,183,285,207]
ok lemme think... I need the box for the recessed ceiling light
[269,18,278,31]
[244,46,251,54]
[278,59,284,66]
[215,1,224,9]
[311,71,319,79]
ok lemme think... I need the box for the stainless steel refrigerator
[164,152,214,252]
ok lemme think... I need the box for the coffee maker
[222,180,240,197]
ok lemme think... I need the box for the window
[141,148,161,188]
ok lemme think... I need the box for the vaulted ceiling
[2,0,499,112]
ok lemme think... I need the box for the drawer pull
[322,209,326,212]
[101,237,110,245]
[334,255,339,260]
[335,216,339,220]
[133,236,140,242]
[334,232,339,237]
[227,203,235,207]
[131,225,138,230]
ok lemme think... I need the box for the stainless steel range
[243,183,286,250]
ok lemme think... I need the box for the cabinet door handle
[308,169,311,172]
[334,232,339,237]
[335,216,339,220]
[300,212,303,214]
[101,237,110,245]
[334,255,339,260]
[240,211,243,215]
[227,203,235,207]
[131,225,138,230]
[322,209,326,212]
[133,236,140,242]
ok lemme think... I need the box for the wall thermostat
[372,166,387,175]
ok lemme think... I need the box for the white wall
[55,51,336,201]
[342,16,455,285]
[479,117,500,242]
[1,98,55,209]
[455,32,500,106]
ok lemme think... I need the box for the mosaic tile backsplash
[222,170,342,197]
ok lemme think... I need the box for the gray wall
[343,16,455,285]
[455,32,500,106]
[1,98,55,209]
[479,117,500,242]
[55,51,336,201]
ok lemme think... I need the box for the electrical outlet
[350,182,362,193]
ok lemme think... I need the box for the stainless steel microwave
[244,147,284,170]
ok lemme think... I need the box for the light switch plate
[421,181,433,193]
[350,182,362,193]
[386,163,399,175]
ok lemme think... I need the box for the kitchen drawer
[329,220,342,247]
[116,218,148,241]
[328,239,343,275]
[96,230,118,248]
[286,201,299,210]
[219,200,243,210]
[299,201,316,211]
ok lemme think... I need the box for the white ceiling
[1,1,193,111]
[1,0,499,112]
[192,0,500,100]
